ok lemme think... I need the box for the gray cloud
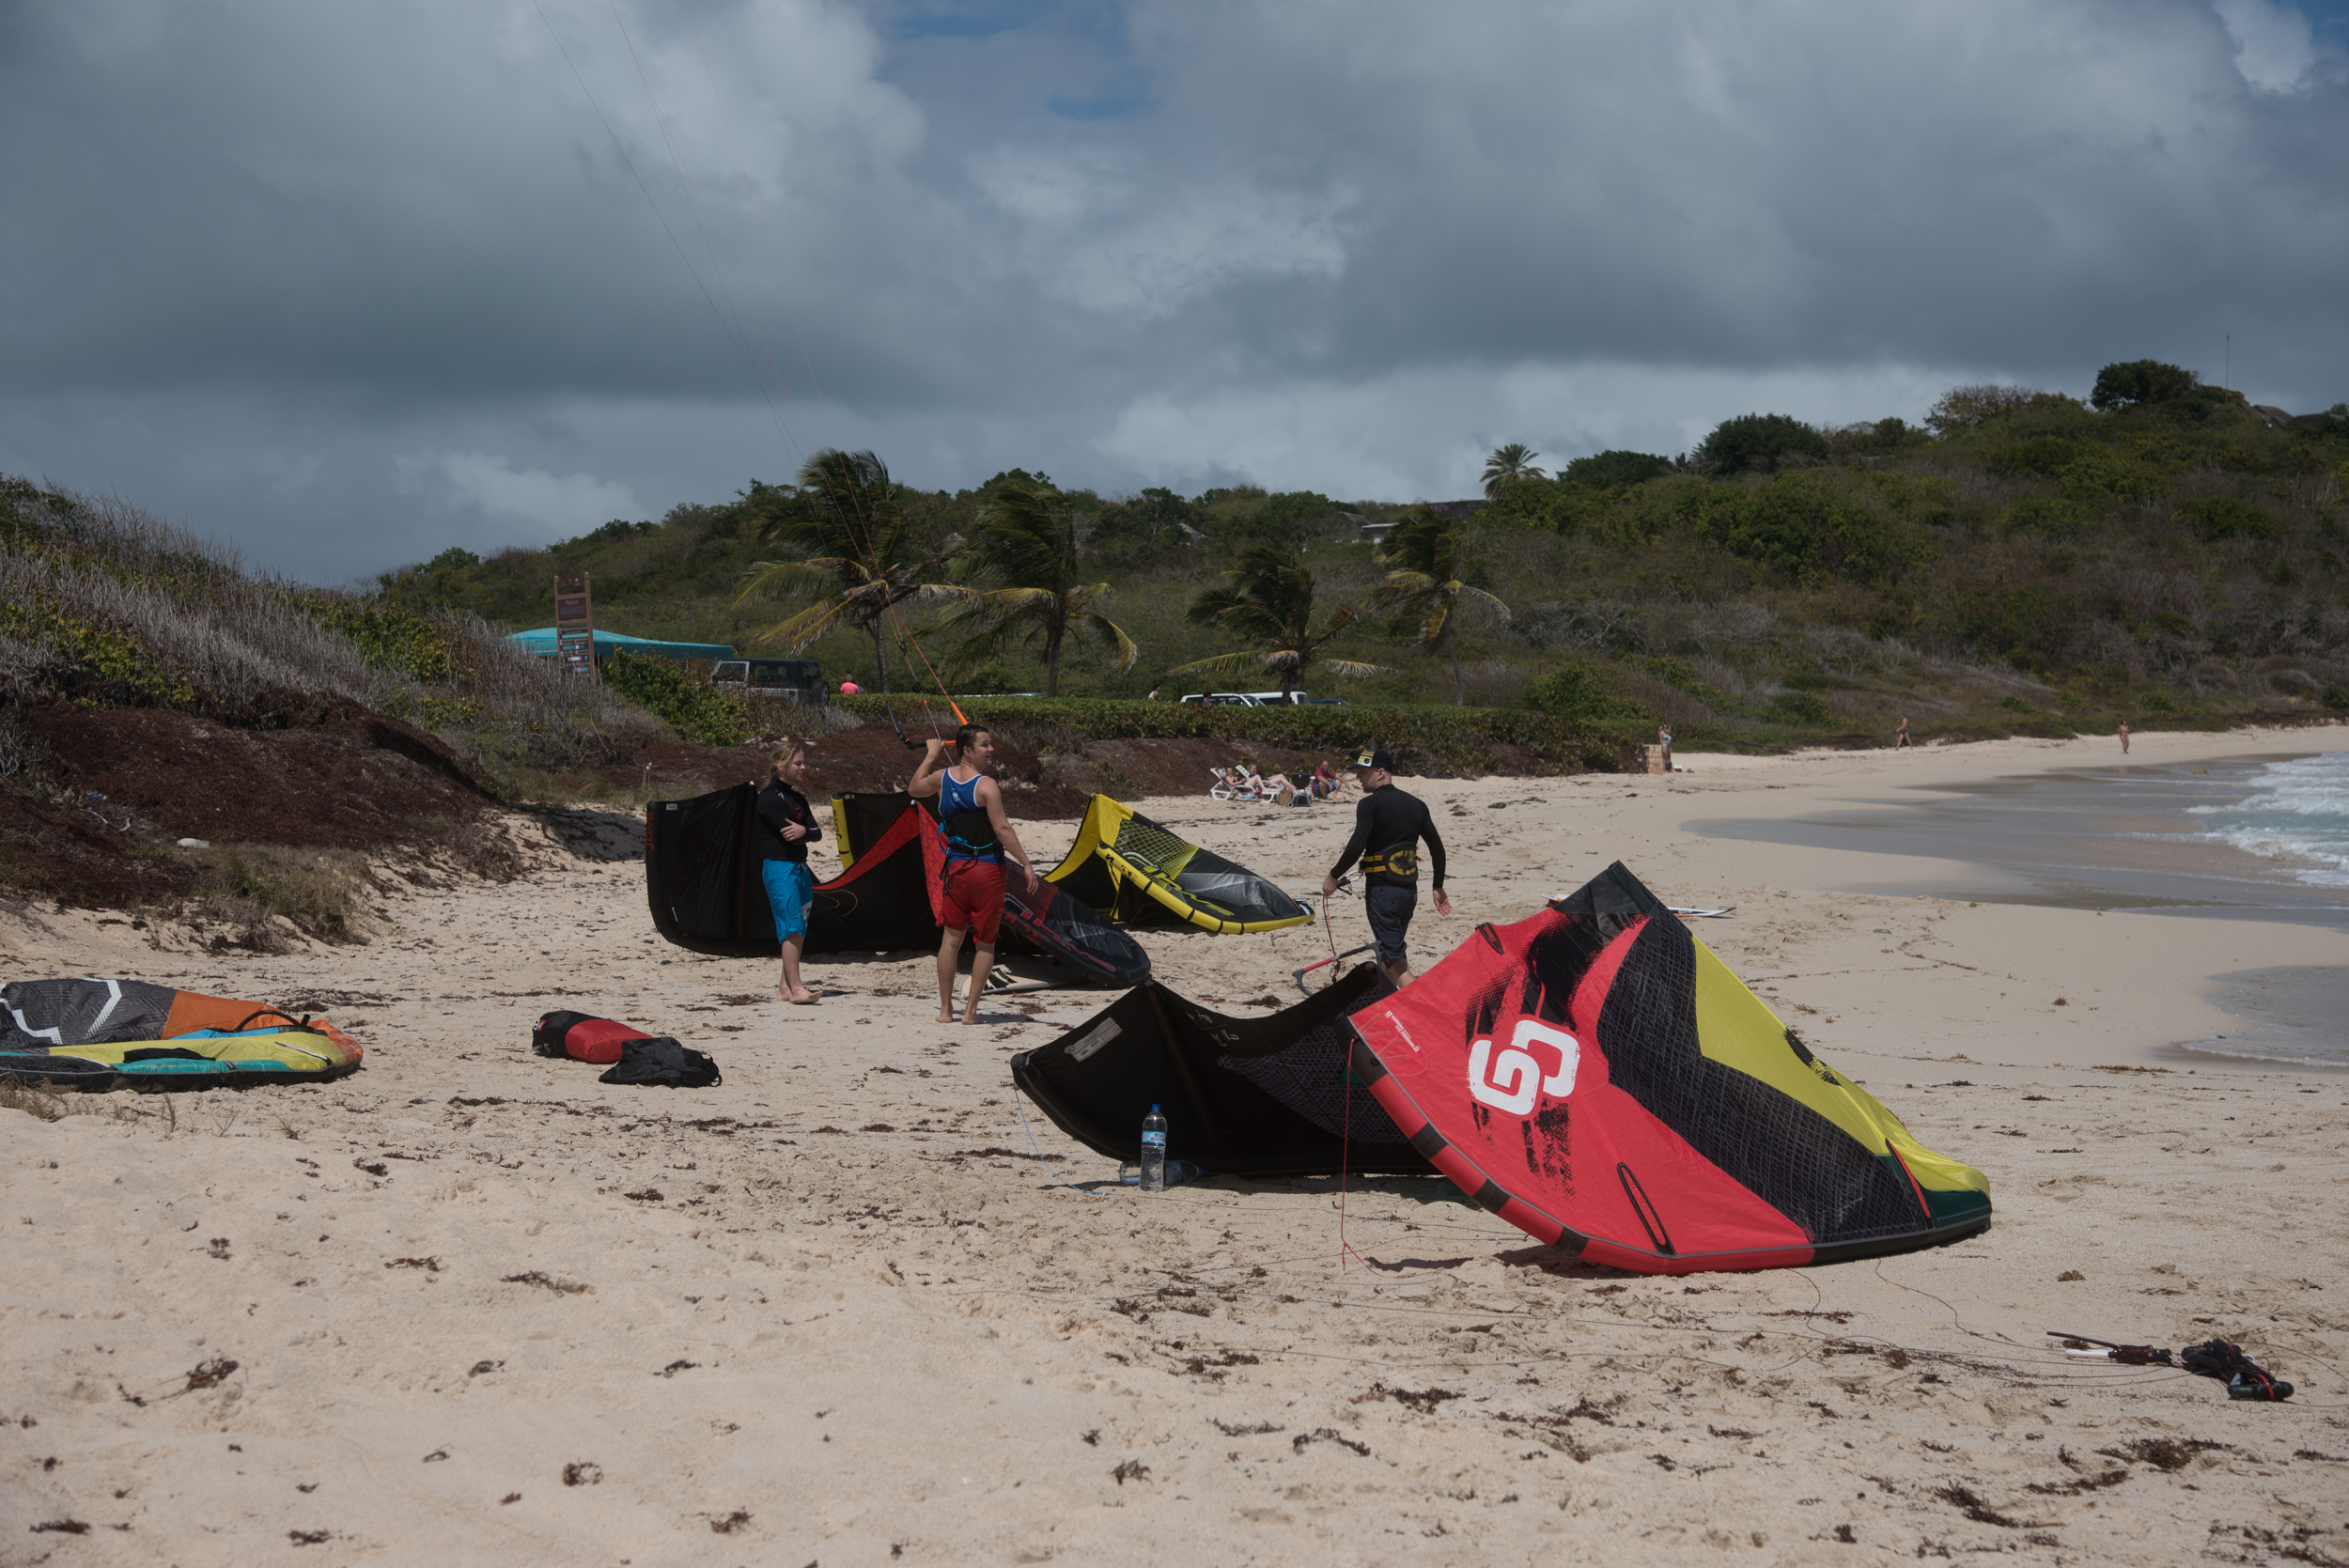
[2,0,2342,580]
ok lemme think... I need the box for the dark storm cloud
[0,0,2342,579]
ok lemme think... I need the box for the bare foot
[787,987,821,1005]
[936,1009,957,1024]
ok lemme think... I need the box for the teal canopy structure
[509,628,735,662]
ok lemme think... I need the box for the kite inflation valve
[1139,1103,1169,1192]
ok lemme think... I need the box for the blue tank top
[939,769,1002,862]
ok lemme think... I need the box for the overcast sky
[3,0,2344,582]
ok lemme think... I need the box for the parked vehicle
[1178,691,1315,706]
[712,657,826,705]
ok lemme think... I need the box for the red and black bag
[531,1010,653,1065]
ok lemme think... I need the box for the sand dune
[5,728,2346,1565]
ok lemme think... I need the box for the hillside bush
[1522,660,1649,728]
[2177,497,2279,542]
[1704,472,1934,583]
[1561,450,1676,489]
[602,652,750,746]
[1694,413,1830,475]
[2090,359,2199,411]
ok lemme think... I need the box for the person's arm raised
[978,776,1036,892]
[908,738,950,800]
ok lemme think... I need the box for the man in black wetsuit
[1320,746,1451,986]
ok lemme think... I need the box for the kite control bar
[1294,944,1376,990]
[2049,1330,2294,1400]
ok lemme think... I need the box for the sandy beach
[7,728,2349,1566]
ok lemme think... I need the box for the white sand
[6,728,2348,1565]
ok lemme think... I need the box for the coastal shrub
[1694,413,1830,475]
[2177,497,2279,542]
[2003,496,2092,538]
[1925,384,2081,433]
[1768,691,1833,726]
[1523,661,1649,728]
[602,651,750,746]
[1560,450,1676,489]
[2090,359,2199,411]
[1704,472,1933,583]
[2057,446,2167,506]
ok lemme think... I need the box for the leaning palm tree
[1174,543,1385,700]
[1367,511,1511,705]
[1481,442,1548,497]
[734,449,968,693]
[940,480,1139,696]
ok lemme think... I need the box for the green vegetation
[943,478,1139,696]
[13,351,2329,784]
[1367,514,1511,705]
[835,694,1623,778]
[1177,542,1381,701]
[361,358,2349,755]
[0,475,660,800]
[602,650,750,747]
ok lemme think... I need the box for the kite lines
[531,0,966,731]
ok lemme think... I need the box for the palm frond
[1321,659,1392,678]
[734,559,827,605]
[1085,612,1142,672]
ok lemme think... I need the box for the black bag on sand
[597,1036,722,1089]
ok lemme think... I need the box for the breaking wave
[2189,750,2349,886]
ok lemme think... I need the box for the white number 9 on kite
[1466,1019,1580,1116]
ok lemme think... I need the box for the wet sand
[5,728,2347,1565]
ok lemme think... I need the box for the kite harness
[937,768,1003,862]
[2050,1330,2294,1401]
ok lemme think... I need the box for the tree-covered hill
[379,364,2349,745]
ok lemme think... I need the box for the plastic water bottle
[1139,1104,1168,1192]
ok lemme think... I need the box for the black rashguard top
[1330,784,1445,890]
[754,781,822,863]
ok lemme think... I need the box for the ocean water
[2187,750,2349,887]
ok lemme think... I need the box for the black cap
[1351,746,1396,772]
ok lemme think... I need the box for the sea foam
[2189,750,2349,886]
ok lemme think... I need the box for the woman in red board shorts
[910,726,1039,1024]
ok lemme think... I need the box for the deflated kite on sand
[1349,863,1992,1274]
[1012,965,1430,1179]
[0,979,362,1090]
[1045,795,1313,935]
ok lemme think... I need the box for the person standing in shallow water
[910,725,1038,1024]
[755,739,822,1003]
[1321,746,1451,987]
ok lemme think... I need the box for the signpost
[554,570,596,679]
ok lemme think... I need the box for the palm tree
[1482,442,1548,497]
[1367,511,1511,705]
[733,449,968,693]
[1174,543,1385,700]
[941,480,1139,696]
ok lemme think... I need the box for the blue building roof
[508,628,736,661]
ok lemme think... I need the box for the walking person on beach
[2119,720,2130,755]
[910,726,1039,1024]
[1896,713,1911,749]
[756,738,823,1004]
[1658,722,1672,772]
[1321,746,1451,987]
